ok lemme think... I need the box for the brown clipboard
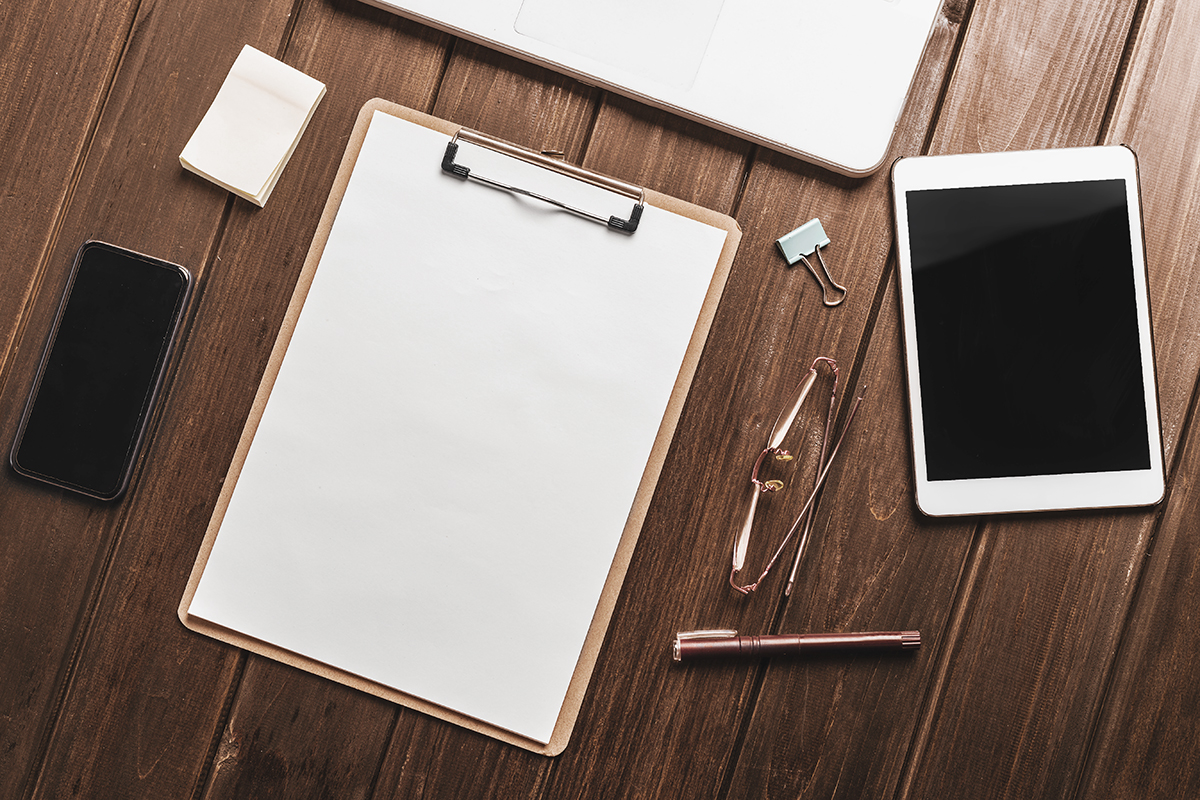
[179,98,740,755]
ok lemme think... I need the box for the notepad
[179,45,325,206]
[180,100,740,754]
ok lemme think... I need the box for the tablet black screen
[906,178,1151,481]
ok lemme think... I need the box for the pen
[672,629,920,662]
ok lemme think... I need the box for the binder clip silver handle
[776,219,847,307]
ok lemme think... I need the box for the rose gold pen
[672,629,921,662]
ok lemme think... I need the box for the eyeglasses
[729,357,865,596]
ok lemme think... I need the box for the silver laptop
[360,0,943,176]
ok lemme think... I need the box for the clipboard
[179,99,740,755]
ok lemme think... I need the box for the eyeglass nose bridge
[750,447,791,493]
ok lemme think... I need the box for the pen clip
[676,629,738,640]
[673,629,737,661]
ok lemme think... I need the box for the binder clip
[776,218,847,306]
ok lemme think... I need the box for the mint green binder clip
[776,218,847,307]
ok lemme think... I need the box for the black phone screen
[10,241,191,500]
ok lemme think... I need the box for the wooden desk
[2,1,1198,797]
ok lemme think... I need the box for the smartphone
[10,241,191,500]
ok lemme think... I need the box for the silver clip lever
[442,128,646,233]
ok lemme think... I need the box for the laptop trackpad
[514,0,726,90]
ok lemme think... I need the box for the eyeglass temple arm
[780,387,866,595]
[731,384,866,595]
[782,362,841,595]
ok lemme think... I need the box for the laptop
[359,0,944,176]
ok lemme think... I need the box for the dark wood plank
[1074,0,1200,795]
[582,96,752,210]
[873,2,1172,799]
[16,2,445,798]
[0,0,136,374]
[201,661,398,799]
[375,716,552,800]
[927,0,1134,155]
[0,10,140,794]
[1078,444,1200,799]
[431,40,599,158]
[0,2,288,797]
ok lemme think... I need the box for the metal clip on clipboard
[441,128,645,233]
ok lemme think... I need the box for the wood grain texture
[2,2,301,798]
[718,7,972,798]
[6,0,1200,798]
[583,96,752,210]
[201,660,398,799]
[45,3,455,799]
[1075,0,1200,796]
[432,41,598,159]
[0,1,293,797]
[931,0,1136,155]
[895,2,1170,799]
[0,0,137,379]
[0,11,140,792]
[9,1,446,797]
[1077,433,1200,799]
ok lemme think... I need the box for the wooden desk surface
[3,1,1199,797]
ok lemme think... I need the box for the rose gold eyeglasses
[729,357,865,596]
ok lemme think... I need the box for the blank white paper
[188,110,727,744]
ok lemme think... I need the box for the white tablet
[891,146,1164,516]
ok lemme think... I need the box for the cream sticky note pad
[180,45,325,206]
